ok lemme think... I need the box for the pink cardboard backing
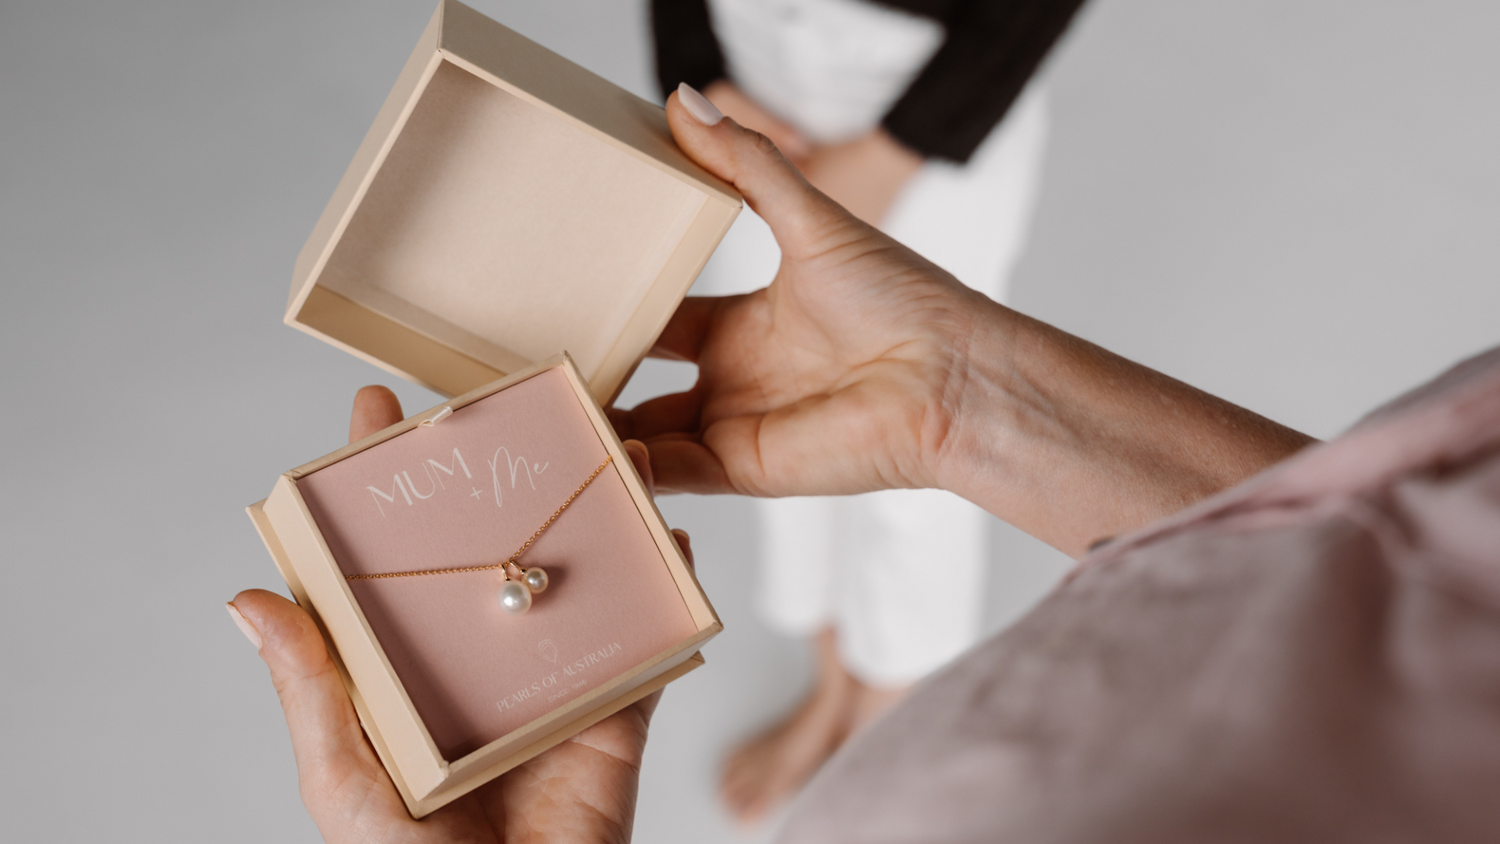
[295,367,698,758]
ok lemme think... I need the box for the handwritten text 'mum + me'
[366,446,550,516]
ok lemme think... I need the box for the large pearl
[499,579,532,615]
[523,567,549,594]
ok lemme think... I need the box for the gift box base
[248,498,707,817]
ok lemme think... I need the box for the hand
[799,129,923,227]
[231,386,693,843]
[702,80,812,164]
[615,90,986,501]
[619,88,1314,556]
[702,82,920,225]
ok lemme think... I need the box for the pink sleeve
[779,346,1500,844]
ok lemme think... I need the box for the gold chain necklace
[344,455,614,615]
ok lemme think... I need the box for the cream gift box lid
[288,0,741,402]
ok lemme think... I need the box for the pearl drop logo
[538,639,558,663]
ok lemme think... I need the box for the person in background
[650,0,1086,823]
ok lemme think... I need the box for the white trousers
[696,0,1049,685]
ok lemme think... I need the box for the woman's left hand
[229,386,691,843]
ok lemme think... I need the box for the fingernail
[677,82,723,126]
[226,602,262,649]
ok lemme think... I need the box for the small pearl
[523,567,549,594]
[499,580,532,615]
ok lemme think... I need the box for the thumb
[229,590,402,820]
[667,83,863,261]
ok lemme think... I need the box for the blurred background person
[651,0,1085,824]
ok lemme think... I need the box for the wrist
[928,297,1034,509]
[931,301,1315,556]
[933,301,1215,554]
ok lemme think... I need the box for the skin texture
[232,386,694,844]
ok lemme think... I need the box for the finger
[649,296,724,364]
[606,406,635,442]
[621,387,703,441]
[622,439,655,495]
[568,688,664,765]
[632,688,666,725]
[645,438,738,496]
[668,85,860,260]
[229,590,404,817]
[671,528,695,570]
[349,385,403,444]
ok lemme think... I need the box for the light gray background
[2,1,1496,841]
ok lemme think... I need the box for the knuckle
[748,129,781,158]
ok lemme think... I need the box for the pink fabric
[779,346,1500,843]
[296,368,698,759]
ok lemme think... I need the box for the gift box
[249,1,736,814]
[248,356,720,816]
[286,0,740,402]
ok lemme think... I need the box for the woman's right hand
[618,85,1314,556]
[616,86,990,502]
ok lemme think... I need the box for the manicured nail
[226,602,262,649]
[677,82,723,126]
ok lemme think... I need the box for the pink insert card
[297,368,698,759]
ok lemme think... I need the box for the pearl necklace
[343,455,614,615]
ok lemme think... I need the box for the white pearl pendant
[523,567,549,594]
[499,579,533,615]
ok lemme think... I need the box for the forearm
[938,299,1315,556]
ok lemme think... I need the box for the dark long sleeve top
[651,0,1087,164]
